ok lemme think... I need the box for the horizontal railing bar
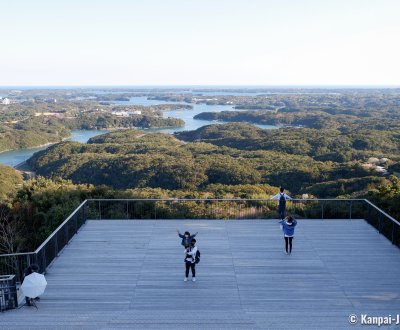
[0,252,34,257]
[86,198,367,202]
[363,199,400,226]
[34,200,87,254]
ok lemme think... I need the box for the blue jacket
[279,219,297,237]
[179,233,197,247]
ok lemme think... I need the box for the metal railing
[0,275,18,311]
[0,200,86,283]
[1,198,399,283]
[85,198,368,220]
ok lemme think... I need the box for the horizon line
[1,84,400,89]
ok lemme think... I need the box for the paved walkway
[1,220,400,329]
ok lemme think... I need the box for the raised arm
[177,229,184,238]
[270,193,280,200]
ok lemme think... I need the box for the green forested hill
[0,119,70,153]
[0,164,23,199]
[26,124,390,196]
[175,123,400,162]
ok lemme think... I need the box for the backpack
[279,194,286,208]
[195,249,201,264]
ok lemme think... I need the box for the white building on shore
[111,110,142,117]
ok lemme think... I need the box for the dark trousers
[185,262,196,277]
[284,236,293,253]
[279,207,285,220]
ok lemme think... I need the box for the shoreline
[0,141,60,155]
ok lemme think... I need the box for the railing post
[41,249,46,272]
[392,221,395,244]
[378,213,382,233]
[349,200,353,220]
[321,201,324,220]
[99,200,101,220]
[126,200,129,219]
[65,222,69,244]
[293,200,296,219]
[54,234,58,257]
[26,254,31,269]
[82,201,86,223]
[367,202,371,223]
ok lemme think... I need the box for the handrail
[86,198,367,201]
[363,199,400,226]
[0,252,34,258]
[0,199,87,282]
[1,198,399,282]
[84,198,400,226]
[34,200,87,254]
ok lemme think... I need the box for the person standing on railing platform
[279,216,297,255]
[270,187,292,220]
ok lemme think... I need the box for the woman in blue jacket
[279,216,298,254]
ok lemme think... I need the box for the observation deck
[1,199,399,329]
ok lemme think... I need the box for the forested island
[0,94,189,153]
[26,124,393,195]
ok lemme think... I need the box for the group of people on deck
[177,187,297,281]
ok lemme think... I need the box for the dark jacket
[179,233,197,247]
[23,264,39,278]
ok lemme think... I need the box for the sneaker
[285,251,288,255]
[184,277,188,282]
[192,277,196,282]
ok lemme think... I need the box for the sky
[0,0,399,86]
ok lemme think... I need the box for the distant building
[1,98,11,105]
[34,112,63,118]
[111,110,142,117]
[362,163,388,175]
[112,111,130,117]
[375,166,389,175]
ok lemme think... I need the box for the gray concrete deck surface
[1,219,400,329]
